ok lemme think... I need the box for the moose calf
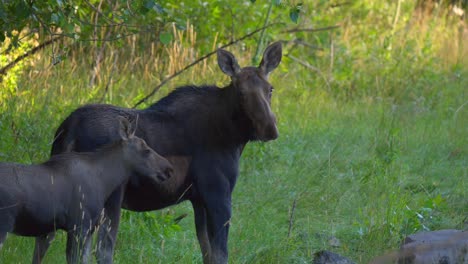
[0,118,173,263]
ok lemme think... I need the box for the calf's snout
[154,159,174,182]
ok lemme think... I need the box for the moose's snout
[268,124,279,140]
[255,113,279,141]
[262,123,279,141]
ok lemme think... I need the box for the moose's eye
[268,86,274,97]
[143,149,152,156]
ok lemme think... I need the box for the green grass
[0,70,466,263]
[0,1,467,263]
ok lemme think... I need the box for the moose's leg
[193,153,239,264]
[0,211,15,252]
[66,217,94,264]
[204,193,232,264]
[66,231,84,264]
[191,199,211,264]
[32,233,56,264]
[0,216,15,252]
[95,187,124,264]
[0,232,6,250]
[196,172,234,263]
[81,233,93,264]
[67,228,94,264]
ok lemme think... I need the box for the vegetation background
[0,0,466,263]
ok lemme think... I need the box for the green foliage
[0,0,467,263]
[0,0,170,49]
[401,194,448,234]
[0,39,32,109]
[0,0,299,56]
[159,32,173,45]
[121,210,182,239]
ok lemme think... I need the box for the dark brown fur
[35,42,283,264]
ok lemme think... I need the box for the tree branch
[132,22,283,108]
[0,36,62,80]
[281,25,341,34]
[286,54,331,92]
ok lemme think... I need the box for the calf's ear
[117,116,132,140]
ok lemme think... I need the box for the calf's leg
[66,232,83,264]
[32,233,55,264]
[95,187,125,264]
[81,233,93,264]
[66,228,93,264]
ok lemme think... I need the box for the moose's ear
[217,49,241,77]
[117,116,131,141]
[259,41,282,75]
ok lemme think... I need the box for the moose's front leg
[204,192,232,264]
[194,154,238,264]
[191,199,211,264]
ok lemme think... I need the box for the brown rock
[370,230,468,264]
[397,229,468,264]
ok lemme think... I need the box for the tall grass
[0,1,466,263]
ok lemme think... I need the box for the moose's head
[217,42,282,141]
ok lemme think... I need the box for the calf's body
[0,120,172,263]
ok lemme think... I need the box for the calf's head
[117,117,173,183]
[217,42,282,141]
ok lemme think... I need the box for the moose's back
[52,104,196,211]
[52,104,189,156]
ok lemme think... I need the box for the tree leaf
[145,0,155,10]
[159,32,172,45]
[289,3,302,24]
[289,9,299,23]
[51,13,60,24]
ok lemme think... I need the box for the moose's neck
[147,84,254,151]
[221,83,255,143]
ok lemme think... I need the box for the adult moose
[0,118,173,264]
[35,42,282,264]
